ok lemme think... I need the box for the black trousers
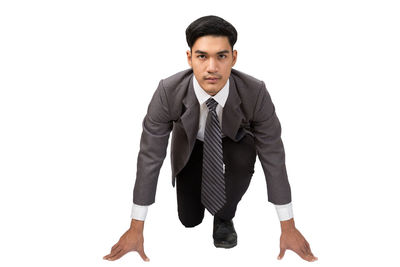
[176,134,257,227]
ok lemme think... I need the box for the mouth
[205,77,220,83]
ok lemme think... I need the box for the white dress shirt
[131,76,293,221]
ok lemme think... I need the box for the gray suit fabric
[133,68,291,206]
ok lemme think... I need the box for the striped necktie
[201,97,226,215]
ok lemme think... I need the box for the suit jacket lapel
[222,75,245,141]
[181,75,200,151]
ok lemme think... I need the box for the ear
[186,50,193,68]
[232,50,238,67]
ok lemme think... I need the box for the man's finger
[305,253,318,262]
[301,244,309,256]
[104,247,122,260]
[297,249,310,261]
[304,243,313,256]
[105,247,123,261]
[305,248,318,262]
[277,247,286,260]
[304,242,310,252]
[103,244,120,259]
[138,247,150,262]
[107,248,125,261]
[303,243,317,260]
[296,248,317,262]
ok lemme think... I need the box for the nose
[206,57,218,73]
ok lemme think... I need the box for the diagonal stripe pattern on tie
[201,97,226,215]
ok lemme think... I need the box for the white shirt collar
[193,75,229,108]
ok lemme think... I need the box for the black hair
[185,15,237,51]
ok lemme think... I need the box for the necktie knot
[206,97,218,112]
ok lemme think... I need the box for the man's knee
[178,212,204,228]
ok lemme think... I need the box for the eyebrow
[194,50,230,55]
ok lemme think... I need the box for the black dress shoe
[213,216,237,248]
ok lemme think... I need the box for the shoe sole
[214,240,237,249]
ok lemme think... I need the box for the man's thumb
[138,249,150,262]
[277,247,286,260]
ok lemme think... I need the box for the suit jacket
[133,68,291,206]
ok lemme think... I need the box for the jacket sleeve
[132,79,173,205]
[252,81,292,205]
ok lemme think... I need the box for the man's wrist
[280,218,296,232]
[130,219,145,232]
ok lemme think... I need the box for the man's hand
[277,218,317,262]
[103,219,150,262]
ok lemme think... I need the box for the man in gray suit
[104,15,317,262]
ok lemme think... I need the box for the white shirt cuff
[130,203,149,221]
[275,202,293,221]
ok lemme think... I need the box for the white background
[1,0,399,266]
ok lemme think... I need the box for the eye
[197,55,206,59]
[219,54,227,59]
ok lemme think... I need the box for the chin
[207,83,221,89]
[205,86,218,94]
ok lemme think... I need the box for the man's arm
[132,79,173,205]
[252,81,291,204]
[251,81,317,262]
[103,79,172,262]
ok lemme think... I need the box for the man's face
[186,35,237,96]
